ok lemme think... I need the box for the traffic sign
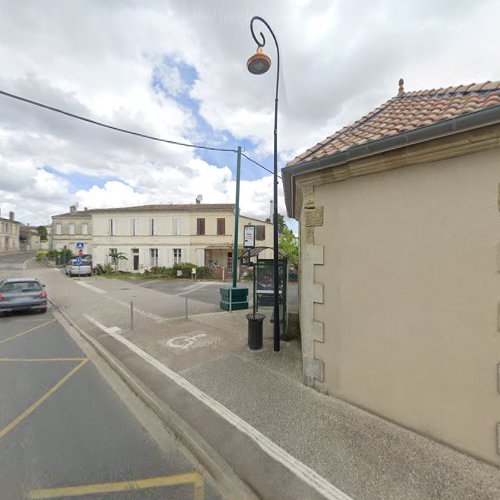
[76,242,84,249]
[75,257,82,265]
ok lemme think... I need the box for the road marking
[166,333,207,350]
[82,314,122,334]
[176,282,212,296]
[0,319,56,345]
[75,281,107,294]
[0,358,88,441]
[29,471,205,499]
[0,357,87,362]
[105,332,351,500]
[23,257,35,270]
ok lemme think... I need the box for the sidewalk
[34,266,500,499]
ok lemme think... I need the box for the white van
[65,259,92,277]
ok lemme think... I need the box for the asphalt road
[132,278,299,312]
[0,252,218,499]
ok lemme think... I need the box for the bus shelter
[240,246,288,344]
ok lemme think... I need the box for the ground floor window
[150,248,158,267]
[173,248,182,265]
[227,252,232,269]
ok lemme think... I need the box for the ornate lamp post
[247,16,281,352]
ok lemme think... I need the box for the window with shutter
[217,218,225,235]
[197,218,205,235]
[256,225,265,240]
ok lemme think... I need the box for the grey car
[0,278,48,315]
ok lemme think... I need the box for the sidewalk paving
[32,265,500,499]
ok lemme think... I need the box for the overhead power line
[0,89,281,178]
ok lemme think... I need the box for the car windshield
[2,281,42,292]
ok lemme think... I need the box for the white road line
[176,282,213,297]
[83,314,122,334]
[105,331,351,500]
[76,281,107,295]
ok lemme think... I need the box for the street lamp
[247,16,281,352]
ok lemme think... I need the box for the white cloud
[0,0,499,226]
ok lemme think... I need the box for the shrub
[35,250,48,261]
[195,266,215,280]
[172,263,198,278]
[95,263,113,275]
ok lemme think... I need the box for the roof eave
[282,104,500,218]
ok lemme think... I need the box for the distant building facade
[19,225,41,251]
[90,204,273,272]
[50,203,273,272]
[0,211,20,253]
[50,205,92,253]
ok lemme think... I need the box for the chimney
[9,211,14,221]
[70,205,77,214]
[398,78,405,96]
[84,207,88,211]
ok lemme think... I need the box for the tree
[265,214,286,234]
[37,225,48,241]
[279,226,299,267]
[108,249,128,272]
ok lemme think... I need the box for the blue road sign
[75,257,82,265]
[76,242,84,249]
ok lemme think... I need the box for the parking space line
[82,314,122,334]
[28,471,205,499]
[0,358,88,441]
[0,319,56,345]
[75,281,107,294]
[0,357,87,362]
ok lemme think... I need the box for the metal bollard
[130,301,134,331]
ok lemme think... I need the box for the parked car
[0,278,47,315]
[65,258,92,277]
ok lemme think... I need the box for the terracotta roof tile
[287,80,500,167]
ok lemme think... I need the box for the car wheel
[39,307,47,314]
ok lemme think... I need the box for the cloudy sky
[1,0,499,227]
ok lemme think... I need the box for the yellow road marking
[0,358,88,441]
[0,357,87,362]
[29,471,205,499]
[0,319,56,345]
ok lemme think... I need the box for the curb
[51,299,258,500]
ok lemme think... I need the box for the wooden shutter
[217,218,225,235]
[197,218,205,235]
[256,225,265,241]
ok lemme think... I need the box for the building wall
[301,146,500,465]
[90,210,273,272]
[0,218,20,253]
[51,214,92,253]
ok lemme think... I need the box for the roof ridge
[401,81,500,98]
[293,96,399,165]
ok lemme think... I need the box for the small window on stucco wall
[256,225,265,241]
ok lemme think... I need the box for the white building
[90,203,273,272]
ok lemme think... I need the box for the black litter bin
[246,313,265,350]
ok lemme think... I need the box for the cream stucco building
[90,203,273,272]
[0,211,20,253]
[51,203,273,272]
[283,80,500,466]
[50,206,92,253]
